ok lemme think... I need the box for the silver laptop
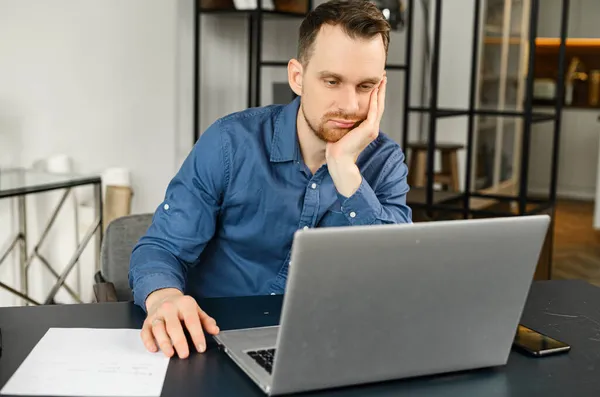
[213,215,550,395]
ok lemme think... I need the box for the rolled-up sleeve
[339,149,412,225]
[129,121,229,310]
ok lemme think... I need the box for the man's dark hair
[297,0,391,66]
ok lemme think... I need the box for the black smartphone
[513,324,571,357]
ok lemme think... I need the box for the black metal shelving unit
[401,0,569,218]
[193,2,312,142]
[400,0,569,278]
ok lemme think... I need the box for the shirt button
[303,226,309,230]
[270,293,276,296]
[350,211,356,218]
[311,183,317,189]
[163,203,170,210]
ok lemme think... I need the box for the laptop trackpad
[216,325,279,352]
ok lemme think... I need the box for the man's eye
[360,85,374,90]
[325,80,338,86]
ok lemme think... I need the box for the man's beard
[301,102,363,143]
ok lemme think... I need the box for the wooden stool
[407,142,463,191]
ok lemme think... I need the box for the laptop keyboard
[247,348,276,374]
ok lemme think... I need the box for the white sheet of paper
[0,328,170,397]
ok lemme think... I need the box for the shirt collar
[270,96,301,163]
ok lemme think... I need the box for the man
[129,0,412,359]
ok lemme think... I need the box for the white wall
[0,0,190,212]
[0,0,195,306]
[0,0,472,306]
[529,111,599,200]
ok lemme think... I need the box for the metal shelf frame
[401,0,570,219]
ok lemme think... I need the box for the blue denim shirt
[129,97,412,310]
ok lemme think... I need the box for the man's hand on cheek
[326,75,387,198]
[326,75,386,164]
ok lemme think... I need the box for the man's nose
[336,87,360,116]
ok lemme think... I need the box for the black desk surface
[1,279,600,396]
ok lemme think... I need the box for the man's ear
[288,58,303,97]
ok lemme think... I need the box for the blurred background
[0,0,598,307]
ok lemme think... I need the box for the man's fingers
[142,296,217,359]
[164,312,190,359]
[198,307,220,335]
[141,322,158,353]
[367,86,379,123]
[201,316,220,335]
[152,318,175,358]
[377,76,387,122]
[182,308,207,353]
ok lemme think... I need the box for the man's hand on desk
[141,288,220,358]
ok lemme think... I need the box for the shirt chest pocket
[318,200,351,227]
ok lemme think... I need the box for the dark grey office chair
[93,213,153,303]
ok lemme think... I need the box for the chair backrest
[100,213,153,301]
